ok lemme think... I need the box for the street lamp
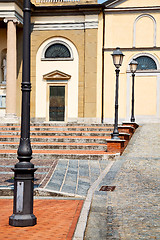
[111,47,124,139]
[9,0,37,227]
[129,59,138,122]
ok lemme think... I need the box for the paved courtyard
[0,124,160,240]
[84,124,160,240]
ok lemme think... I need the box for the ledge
[106,138,126,155]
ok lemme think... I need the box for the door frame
[46,82,68,122]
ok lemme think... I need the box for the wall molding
[133,14,157,48]
[31,21,98,31]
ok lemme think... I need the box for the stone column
[4,18,19,120]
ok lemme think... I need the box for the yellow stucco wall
[105,12,160,49]
[134,76,157,116]
[114,0,160,8]
[103,5,160,122]
[96,12,103,122]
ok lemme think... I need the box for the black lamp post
[111,47,124,139]
[129,59,138,122]
[9,0,37,227]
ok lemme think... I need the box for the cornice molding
[103,47,160,51]
[0,0,23,9]
[0,10,23,24]
[104,7,160,13]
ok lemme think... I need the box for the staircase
[0,123,118,160]
[0,123,120,189]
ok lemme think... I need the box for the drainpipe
[101,9,105,123]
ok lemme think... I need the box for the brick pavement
[0,198,83,240]
[84,124,160,240]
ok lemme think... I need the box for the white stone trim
[32,21,98,31]
[0,11,23,24]
[133,14,157,48]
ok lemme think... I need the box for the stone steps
[0,135,110,143]
[0,130,112,137]
[0,142,106,151]
[0,125,114,132]
[0,124,118,161]
[0,150,117,161]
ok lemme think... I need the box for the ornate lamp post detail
[111,47,124,139]
[9,0,37,227]
[129,59,138,122]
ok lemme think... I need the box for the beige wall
[114,0,160,8]
[103,49,160,123]
[96,12,103,122]
[103,5,160,123]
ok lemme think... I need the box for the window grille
[135,56,157,70]
[45,43,71,59]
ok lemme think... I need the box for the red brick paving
[0,135,110,139]
[0,141,106,146]
[0,149,112,154]
[0,199,83,240]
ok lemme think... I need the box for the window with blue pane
[135,56,157,70]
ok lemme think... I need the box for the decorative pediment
[43,70,71,81]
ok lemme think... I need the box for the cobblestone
[84,124,160,240]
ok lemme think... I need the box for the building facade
[102,0,160,123]
[0,0,160,124]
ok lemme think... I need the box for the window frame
[135,56,157,71]
[41,40,73,61]
[127,53,160,73]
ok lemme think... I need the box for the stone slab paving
[84,124,160,240]
[0,158,58,189]
[45,159,113,197]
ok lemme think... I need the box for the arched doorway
[36,37,79,122]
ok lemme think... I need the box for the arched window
[135,56,157,70]
[45,43,71,59]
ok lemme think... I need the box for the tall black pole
[112,68,120,139]
[9,0,37,227]
[131,73,135,122]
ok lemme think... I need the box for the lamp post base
[9,213,37,227]
[9,166,37,227]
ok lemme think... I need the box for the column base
[106,139,126,155]
[2,113,20,123]
[9,213,37,227]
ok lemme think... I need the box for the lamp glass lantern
[112,47,124,69]
[129,59,138,73]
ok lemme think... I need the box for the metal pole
[131,73,135,122]
[9,0,37,227]
[112,68,120,139]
